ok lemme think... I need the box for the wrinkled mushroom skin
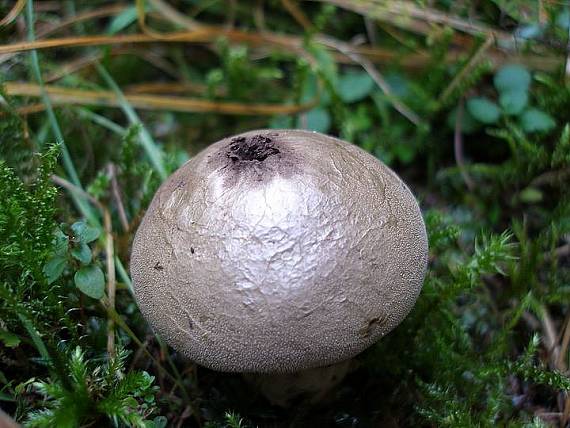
[131,129,428,373]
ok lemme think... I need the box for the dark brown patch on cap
[208,132,300,185]
[227,135,280,162]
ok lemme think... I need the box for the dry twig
[0,0,26,27]
[4,82,318,115]
[454,99,475,190]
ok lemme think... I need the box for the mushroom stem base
[243,359,352,407]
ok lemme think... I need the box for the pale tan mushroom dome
[130,129,428,373]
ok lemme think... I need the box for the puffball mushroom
[131,129,428,401]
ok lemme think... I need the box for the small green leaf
[74,265,105,299]
[71,242,92,265]
[107,6,137,35]
[494,64,531,93]
[301,108,331,133]
[519,187,543,204]
[0,330,21,348]
[53,228,69,256]
[152,416,168,428]
[43,256,67,284]
[520,109,556,133]
[467,97,501,124]
[71,221,100,243]
[499,90,528,115]
[338,71,374,103]
[515,24,543,40]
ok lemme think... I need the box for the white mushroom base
[243,360,352,407]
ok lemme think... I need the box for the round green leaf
[515,24,543,40]
[301,108,331,133]
[466,97,501,124]
[152,416,168,428]
[338,71,374,103]
[71,221,100,243]
[107,6,138,35]
[43,256,67,284]
[53,228,69,256]
[71,242,92,265]
[520,108,556,133]
[74,265,105,299]
[499,90,528,115]
[494,64,531,93]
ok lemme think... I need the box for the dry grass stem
[5,82,319,115]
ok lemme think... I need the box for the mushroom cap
[130,130,428,373]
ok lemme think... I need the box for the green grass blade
[17,313,51,366]
[25,0,99,227]
[95,63,167,180]
[115,257,133,294]
[75,107,126,136]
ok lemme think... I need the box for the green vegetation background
[0,0,569,427]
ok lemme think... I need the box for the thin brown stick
[531,168,570,187]
[317,0,513,42]
[4,82,318,115]
[0,3,128,65]
[557,312,570,428]
[454,99,475,190]
[108,164,130,233]
[254,0,267,32]
[104,208,116,358]
[541,306,561,367]
[281,0,314,31]
[44,47,181,83]
[44,52,102,82]
[225,0,237,29]
[125,81,216,95]
[557,312,570,371]
[0,31,211,54]
[38,4,128,37]
[50,174,103,211]
[136,0,171,39]
[0,25,561,71]
[7,103,46,116]
[148,0,203,30]
[539,303,567,426]
[364,17,378,45]
[0,0,26,27]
